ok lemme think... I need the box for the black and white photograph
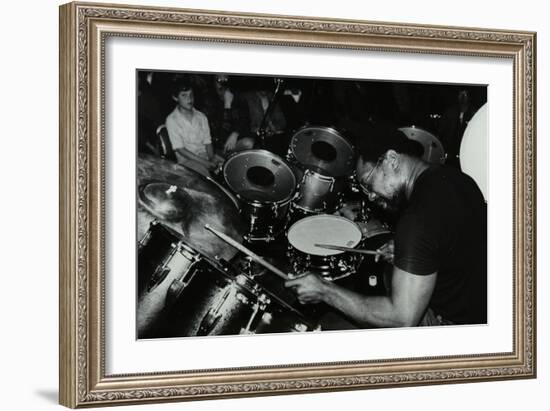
[135,71,488,339]
[53,1,537,408]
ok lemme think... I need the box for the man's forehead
[356,157,376,176]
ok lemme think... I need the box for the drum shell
[287,244,362,281]
[398,126,445,165]
[286,215,364,281]
[137,221,254,337]
[288,125,355,178]
[138,222,317,337]
[292,169,346,213]
[223,150,296,243]
[164,271,262,337]
[239,198,291,242]
[166,271,318,336]
[137,220,192,296]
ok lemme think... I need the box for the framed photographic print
[59,1,536,408]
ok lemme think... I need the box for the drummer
[285,126,487,326]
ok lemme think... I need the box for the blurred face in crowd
[214,75,229,96]
[458,89,470,111]
[356,151,407,214]
[173,89,194,111]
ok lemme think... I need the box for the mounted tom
[223,149,297,243]
[287,126,355,216]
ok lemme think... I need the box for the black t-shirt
[393,166,487,324]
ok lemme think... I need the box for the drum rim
[223,149,297,205]
[302,168,336,181]
[289,125,355,177]
[398,124,438,137]
[398,125,445,163]
[144,220,233,270]
[287,214,362,256]
[291,124,346,140]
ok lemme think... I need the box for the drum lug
[292,323,309,333]
[337,259,348,272]
[235,292,249,305]
[261,312,273,325]
[197,286,234,336]
[146,266,170,293]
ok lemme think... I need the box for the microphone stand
[256,78,284,149]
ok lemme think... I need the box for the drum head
[460,103,487,201]
[223,150,296,204]
[287,214,362,256]
[399,126,445,165]
[290,126,355,177]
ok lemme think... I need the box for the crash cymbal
[137,154,245,261]
[139,183,191,222]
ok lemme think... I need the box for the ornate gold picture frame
[59,1,536,408]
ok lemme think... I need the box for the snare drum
[138,221,316,338]
[223,150,296,242]
[287,215,363,281]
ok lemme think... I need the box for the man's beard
[367,186,408,218]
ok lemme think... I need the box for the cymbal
[137,154,245,261]
[139,183,190,222]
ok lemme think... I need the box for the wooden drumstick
[204,224,290,281]
[314,243,383,256]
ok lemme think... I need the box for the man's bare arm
[286,267,437,327]
[174,147,212,168]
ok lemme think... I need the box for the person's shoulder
[409,166,455,208]
[417,165,462,189]
[193,108,209,121]
[412,165,484,212]
[241,90,257,101]
[165,107,179,123]
[423,165,479,190]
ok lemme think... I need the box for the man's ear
[385,149,400,171]
[171,95,178,102]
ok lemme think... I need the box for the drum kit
[398,126,446,165]
[137,124,445,339]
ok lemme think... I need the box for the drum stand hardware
[205,224,290,281]
[164,243,203,307]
